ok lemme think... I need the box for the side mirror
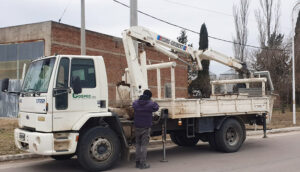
[72,76,82,94]
[1,78,9,92]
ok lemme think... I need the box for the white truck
[1,26,274,171]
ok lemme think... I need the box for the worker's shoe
[139,162,150,169]
[136,161,141,168]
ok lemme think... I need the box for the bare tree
[255,0,281,47]
[255,11,266,47]
[232,0,249,62]
[253,0,292,109]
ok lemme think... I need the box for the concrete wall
[0,21,51,80]
[0,21,52,56]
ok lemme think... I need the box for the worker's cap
[143,89,152,98]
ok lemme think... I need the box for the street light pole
[130,0,138,27]
[130,0,138,54]
[291,1,300,125]
[81,0,86,55]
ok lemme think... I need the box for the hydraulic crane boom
[122,26,248,99]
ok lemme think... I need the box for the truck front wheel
[215,118,244,153]
[77,126,121,171]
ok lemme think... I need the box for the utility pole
[130,0,138,26]
[130,0,138,53]
[292,1,300,125]
[81,0,86,55]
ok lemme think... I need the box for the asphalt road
[1,131,300,172]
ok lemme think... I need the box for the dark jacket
[132,98,159,128]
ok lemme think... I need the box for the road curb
[0,153,47,162]
[247,126,300,136]
[1,126,300,162]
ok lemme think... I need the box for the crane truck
[1,26,274,171]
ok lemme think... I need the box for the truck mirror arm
[53,88,71,97]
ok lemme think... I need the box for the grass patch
[0,118,24,155]
[268,110,300,128]
[246,109,300,130]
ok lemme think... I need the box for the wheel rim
[225,127,240,146]
[90,137,113,161]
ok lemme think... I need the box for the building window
[0,41,44,79]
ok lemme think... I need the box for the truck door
[53,57,71,131]
[53,57,99,131]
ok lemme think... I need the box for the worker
[133,89,159,169]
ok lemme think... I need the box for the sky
[0,0,298,75]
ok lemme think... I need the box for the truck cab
[13,55,118,159]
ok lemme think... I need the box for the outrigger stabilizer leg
[263,113,267,138]
[160,109,168,162]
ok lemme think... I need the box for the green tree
[253,0,292,110]
[188,24,211,98]
[254,31,291,109]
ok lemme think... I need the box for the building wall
[49,22,188,103]
[0,41,45,79]
[0,21,188,105]
[0,21,52,55]
[0,21,52,79]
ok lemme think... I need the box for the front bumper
[14,128,78,155]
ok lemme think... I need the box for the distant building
[219,69,239,80]
[209,71,217,81]
[218,69,239,94]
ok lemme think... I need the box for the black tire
[170,132,199,147]
[170,132,181,145]
[215,118,245,153]
[51,154,74,160]
[208,133,219,150]
[77,127,121,171]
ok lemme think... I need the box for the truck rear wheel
[170,132,199,147]
[208,133,219,150]
[215,118,244,153]
[77,126,120,171]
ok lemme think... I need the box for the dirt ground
[268,109,300,128]
[246,109,300,130]
[0,109,299,155]
[0,118,24,155]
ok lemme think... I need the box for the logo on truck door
[72,93,96,99]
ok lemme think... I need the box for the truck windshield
[22,58,56,93]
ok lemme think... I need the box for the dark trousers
[135,127,151,162]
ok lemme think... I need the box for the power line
[163,0,233,17]
[112,0,289,52]
[58,0,72,23]
[163,0,291,31]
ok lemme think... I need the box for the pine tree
[188,23,211,98]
